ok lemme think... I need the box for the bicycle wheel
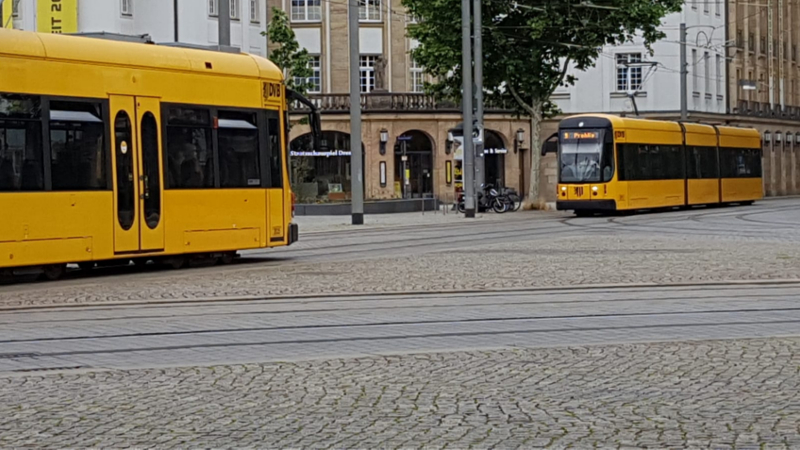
[492,198,508,213]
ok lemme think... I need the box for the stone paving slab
[2,337,800,448]
[1,234,800,309]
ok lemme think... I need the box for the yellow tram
[544,114,763,215]
[0,29,321,280]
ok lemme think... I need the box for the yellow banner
[1,0,13,29]
[37,0,77,34]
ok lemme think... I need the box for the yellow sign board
[2,0,13,29]
[37,0,77,34]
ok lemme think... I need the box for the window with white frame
[294,56,322,93]
[359,0,381,22]
[230,0,240,20]
[121,0,133,16]
[11,0,20,18]
[715,0,721,15]
[692,49,699,93]
[209,0,218,16]
[615,53,642,92]
[360,55,377,93]
[250,0,259,22]
[291,0,321,22]
[716,54,722,98]
[704,52,710,95]
[410,58,424,93]
[703,0,708,13]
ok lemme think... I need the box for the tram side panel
[0,193,113,269]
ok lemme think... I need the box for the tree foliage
[264,7,312,94]
[404,0,682,117]
[402,0,682,205]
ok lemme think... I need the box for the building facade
[4,0,269,56]
[4,0,800,204]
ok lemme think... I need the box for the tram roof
[0,28,283,82]
[560,114,759,139]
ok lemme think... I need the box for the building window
[703,0,708,13]
[11,0,19,18]
[761,36,766,54]
[716,54,722,98]
[704,52,710,95]
[715,0,721,15]
[360,55,377,93]
[793,45,797,62]
[749,33,754,52]
[410,58,424,93]
[291,0,321,22]
[230,0,240,20]
[736,30,743,48]
[294,56,322,93]
[121,0,132,16]
[250,0,259,23]
[615,53,642,92]
[209,0,218,16]
[692,50,699,94]
[359,0,381,22]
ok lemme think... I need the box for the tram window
[687,146,719,179]
[0,94,41,120]
[602,142,615,182]
[266,110,283,189]
[0,120,44,191]
[618,144,684,180]
[720,148,762,178]
[49,101,107,191]
[165,107,214,189]
[218,110,261,188]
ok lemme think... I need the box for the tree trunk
[525,102,544,209]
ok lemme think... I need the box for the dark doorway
[395,130,434,198]
[484,130,507,187]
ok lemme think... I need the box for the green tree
[403,0,682,208]
[264,7,312,94]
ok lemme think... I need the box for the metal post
[473,0,485,190]
[173,0,179,43]
[769,0,775,109]
[680,22,688,121]
[219,0,231,48]
[461,0,476,218]
[348,0,364,225]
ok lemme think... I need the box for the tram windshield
[559,129,605,183]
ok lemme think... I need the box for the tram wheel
[219,252,236,265]
[41,264,66,281]
[78,262,95,271]
[163,256,186,270]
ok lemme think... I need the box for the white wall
[10,0,268,56]
[553,5,727,116]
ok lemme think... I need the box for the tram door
[110,95,165,253]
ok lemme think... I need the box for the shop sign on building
[38,0,77,33]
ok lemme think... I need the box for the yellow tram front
[550,115,619,214]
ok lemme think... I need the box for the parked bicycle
[456,184,511,214]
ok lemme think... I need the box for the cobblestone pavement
[2,201,800,447]
[1,199,800,309]
[2,338,800,448]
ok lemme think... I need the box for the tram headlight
[592,186,598,192]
